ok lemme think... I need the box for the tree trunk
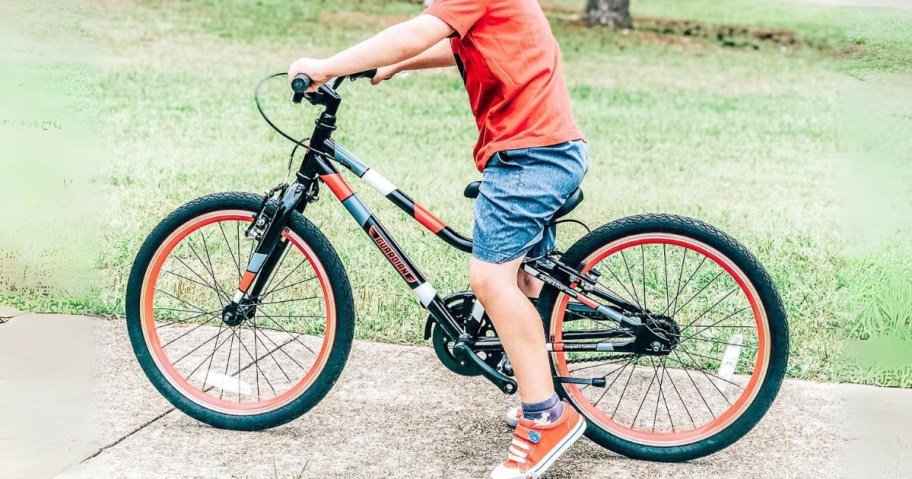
[585,0,633,29]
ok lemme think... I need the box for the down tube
[313,158,466,340]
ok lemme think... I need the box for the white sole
[496,417,587,479]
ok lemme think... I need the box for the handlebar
[291,73,313,93]
[291,69,378,94]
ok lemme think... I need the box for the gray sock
[522,393,564,424]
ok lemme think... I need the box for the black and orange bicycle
[125,71,789,462]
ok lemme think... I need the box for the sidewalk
[0,309,909,478]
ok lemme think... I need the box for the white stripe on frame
[362,169,397,196]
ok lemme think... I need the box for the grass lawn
[1,0,910,386]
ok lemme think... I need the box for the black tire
[538,214,789,462]
[126,192,355,430]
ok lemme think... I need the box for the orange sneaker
[490,402,586,479]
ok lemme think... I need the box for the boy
[289,1,588,477]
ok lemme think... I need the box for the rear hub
[634,315,681,356]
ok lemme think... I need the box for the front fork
[224,179,313,321]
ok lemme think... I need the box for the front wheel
[538,214,789,462]
[125,192,355,430]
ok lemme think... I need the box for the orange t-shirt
[424,0,585,171]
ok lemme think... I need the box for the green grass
[1,0,910,386]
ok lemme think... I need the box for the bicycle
[125,70,789,462]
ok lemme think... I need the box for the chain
[565,353,636,365]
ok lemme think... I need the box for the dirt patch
[634,17,800,50]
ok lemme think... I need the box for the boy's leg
[517,268,544,299]
[470,256,552,404]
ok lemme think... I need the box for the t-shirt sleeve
[422,0,487,38]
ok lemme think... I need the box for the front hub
[221,300,257,327]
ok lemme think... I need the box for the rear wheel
[126,192,354,430]
[538,214,788,462]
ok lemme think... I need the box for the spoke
[154,288,209,315]
[651,357,671,433]
[678,306,750,342]
[631,357,659,428]
[252,319,310,372]
[662,358,695,429]
[610,361,638,419]
[674,348,723,363]
[184,237,229,306]
[603,265,641,310]
[673,348,738,403]
[679,287,740,330]
[261,245,304,298]
[672,349,747,392]
[667,248,689,316]
[220,329,236,400]
[259,242,291,295]
[230,324,277,397]
[620,249,642,308]
[154,306,213,315]
[652,356,676,432]
[187,324,229,384]
[682,336,757,350]
[685,324,753,329]
[199,231,232,302]
[664,255,707,316]
[169,253,229,303]
[591,282,635,311]
[261,275,318,299]
[255,296,322,307]
[253,314,261,399]
[671,348,715,418]
[249,319,295,384]
[671,270,725,318]
[155,308,220,329]
[258,310,319,357]
[218,221,243,280]
[161,316,218,348]
[161,268,226,297]
[591,356,635,409]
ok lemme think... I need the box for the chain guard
[430,292,503,377]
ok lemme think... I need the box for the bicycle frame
[228,79,646,393]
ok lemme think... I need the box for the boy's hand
[287,58,332,92]
[371,65,398,86]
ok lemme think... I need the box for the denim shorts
[472,140,589,264]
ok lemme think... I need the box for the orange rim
[551,233,770,447]
[140,210,336,415]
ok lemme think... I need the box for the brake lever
[291,91,305,104]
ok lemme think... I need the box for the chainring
[430,292,503,377]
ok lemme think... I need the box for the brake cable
[254,72,338,181]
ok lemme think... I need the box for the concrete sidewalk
[0,309,909,478]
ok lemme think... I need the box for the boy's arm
[288,14,454,91]
[371,39,456,85]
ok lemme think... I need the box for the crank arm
[453,339,518,395]
[555,376,607,387]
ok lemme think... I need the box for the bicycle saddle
[463,181,584,220]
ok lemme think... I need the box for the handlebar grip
[291,73,313,93]
[350,69,378,81]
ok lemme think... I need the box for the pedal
[556,376,607,388]
[453,340,518,395]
